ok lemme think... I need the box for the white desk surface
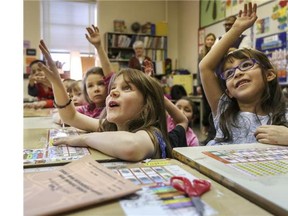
[173,143,288,216]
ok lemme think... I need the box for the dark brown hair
[217,48,288,142]
[99,68,172,158]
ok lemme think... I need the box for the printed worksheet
[23,128,90,166]
[203,147,288,177]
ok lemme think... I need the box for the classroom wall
[23,0,200,73]
[23,0,200,97]
[201,0,286,48]
[23,0,287,99]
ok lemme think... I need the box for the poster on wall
[255,31,287,84]
[226,0,275,17]
[200,0,226,28]
[271,0,288,31]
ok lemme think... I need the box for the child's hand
[255,125,288,145]
[38,40,62,84]
[143,59,154,76]
[233,2,257,32]
[85,25,101,48]
[52,135,87,147]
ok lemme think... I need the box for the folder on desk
[24,155,141,216]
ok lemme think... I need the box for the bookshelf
[105,32,168,70]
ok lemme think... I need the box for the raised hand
[38,40,62,83]
[85,25,101,48]
[233,2,257,32]
[143,59,154,76]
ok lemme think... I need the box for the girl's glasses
[220,58,260,80]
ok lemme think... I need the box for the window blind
[41,0,96,54]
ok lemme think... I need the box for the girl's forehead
[114,74,128,84]
[86,73,104,81]
[176,99,191,107]
[224,57,246,67]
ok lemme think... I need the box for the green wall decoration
[200,0,226,28]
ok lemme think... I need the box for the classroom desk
[23,108,118,167]
[23,107,53,117]
[23,108,59,129]
[172,143,288,215]
[24,128,117,167]
[24,158,271,216]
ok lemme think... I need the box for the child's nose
[110,89,119,97]
[234,69,245,79]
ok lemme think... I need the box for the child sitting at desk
[24,59,54,109]
[39,39,172,161]
[199,2,288,145]
[52,79,88,125]
[166,96,199,147]
[62,78,76,94]
[68,80,87,107]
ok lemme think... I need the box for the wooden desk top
[173,143,288,215]
[24,158,270,216]
[24,108,53,117]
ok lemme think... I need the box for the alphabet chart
[23,128,90,166]
[203,146,288,177]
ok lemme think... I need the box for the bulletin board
[200,0,225,28]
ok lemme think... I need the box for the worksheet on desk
[109,163,217,216]
[173,144,288,215]
[23,128,90,166]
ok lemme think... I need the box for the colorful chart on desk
[119,183,216,216]
[203,146,288,177]
[23,128,90,166]
[105,163,217,216]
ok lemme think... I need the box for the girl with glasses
[199,3,288,146]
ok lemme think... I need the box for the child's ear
[266,69,277,82]
[225,89,233,98]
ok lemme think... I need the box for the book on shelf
[23,128,90,167]
[155,61,165,75]
[24,155,141,216]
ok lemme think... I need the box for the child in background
[24,59,54,109]
[81,25,115,117]
[199,3,288,145]
[62,78,76,96]
[197,33,217,145]
[52,25,113,125]
[69,80,87,107]
[76,67,107,118]
[39,40,171,161]
[164,96,188,148]
[167,96,199,147]
[52,79,87,125]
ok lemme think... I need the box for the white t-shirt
[207,94,288,146]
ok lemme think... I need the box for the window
[41,0,97,78]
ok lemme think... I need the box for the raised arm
[38,40,100,131]
[199,3,257,115]
[164,96,188,131]
[85,25,114,76]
